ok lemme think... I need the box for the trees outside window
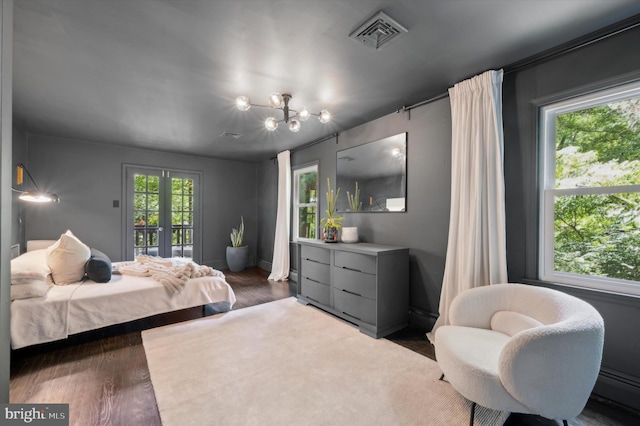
[540,81,640,295]
[293,164,318,240]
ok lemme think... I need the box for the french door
[124,165,201,262]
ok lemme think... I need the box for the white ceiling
[12,0,640,161]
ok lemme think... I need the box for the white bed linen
[11,272,236,349]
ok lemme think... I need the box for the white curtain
[428,69,508,342]
[268,150,291,281]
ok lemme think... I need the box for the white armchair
[434,283,604,425]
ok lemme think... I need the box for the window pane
[298,171,318,203]
[554,193,640,281]
[298,206,316,239]
[556,99,640,189]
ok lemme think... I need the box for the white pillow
[11,249,50,282]
[11,280,52,300]
[46,230,91,285]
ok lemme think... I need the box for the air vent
[349,11,408,50]
[219,130,243,139]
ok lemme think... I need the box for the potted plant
[226,216,249,272]
[321,178,344,243]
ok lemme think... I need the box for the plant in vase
[226,216,249,272]
[347,181,362,212]
[321,178,344,243]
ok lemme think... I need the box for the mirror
[336,133,407,212]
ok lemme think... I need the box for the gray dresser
[297,239,409,338]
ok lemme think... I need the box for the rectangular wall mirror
[336,132,407,212]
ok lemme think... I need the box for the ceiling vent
[349,11,408,50]
[219,130,242,139]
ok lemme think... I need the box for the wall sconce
[235,93,331,132]
[13,163,59,203]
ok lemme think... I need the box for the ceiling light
[265,117,279,131]
[318,110,331,124]
[235,93,331,132]
[235,96,251,111]
[288,119,301,132]
[269,93,283,108]
[298,107,310,121]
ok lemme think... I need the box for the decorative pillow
[46,230,91,285]
[11,280,51,300]
[85,248,112,283]
[11,249,51,283]
[490,310,544,337]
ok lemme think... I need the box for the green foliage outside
[298,170,318,238]
[553,97,640,282]
[133,175,195,250]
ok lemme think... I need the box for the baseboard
[594,368,640,413]
[408,307,438,333]
[257,259,272,272]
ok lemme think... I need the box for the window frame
[539,80,640,296]
[292,163,319,241]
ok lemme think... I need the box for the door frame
[122,164,203,263]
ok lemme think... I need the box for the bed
[10,234,236,349]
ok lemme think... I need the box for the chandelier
[235,93,331,132]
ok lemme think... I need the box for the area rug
[143,297,509,426]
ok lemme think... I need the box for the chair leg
[563,421,568,426]
[469,401,476,426]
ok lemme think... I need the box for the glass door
[124,166,201,262]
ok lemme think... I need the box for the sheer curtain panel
[428,69,508,343]
[268,150,291,281]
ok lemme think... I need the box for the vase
[324,227,338,243]
[341,227,358,243]
[226,246,249,272]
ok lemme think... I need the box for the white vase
[341,227,358,243]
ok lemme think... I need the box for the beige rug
[143,297,509,426]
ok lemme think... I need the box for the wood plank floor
[10,267,639,425]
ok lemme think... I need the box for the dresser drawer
[333,289,376,325]
[301,245,330,264]
[333,267,376,300]
[301,278,330,305]
[301,259,330,284]
[334,251,376,275]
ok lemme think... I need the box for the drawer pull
[342,311,361,321]
[305,277,322,284]
[341,266,362,273]
[305,258,326,265]
[342,289,362,297]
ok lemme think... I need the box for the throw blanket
[118,255,223,294]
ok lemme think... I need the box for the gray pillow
[85,248,112,283]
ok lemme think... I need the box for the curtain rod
[398,14,640,113]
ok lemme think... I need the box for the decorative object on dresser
[320,178,343,243]
[341,227,358,243]
[297,239,409,338]
[226,216,248,272]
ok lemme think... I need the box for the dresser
[297,239,409,338]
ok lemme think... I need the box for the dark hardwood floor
[10,267,640,425]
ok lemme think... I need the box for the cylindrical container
[341,227,358,243]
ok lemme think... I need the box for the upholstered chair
[435,283,604,425]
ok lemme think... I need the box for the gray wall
[256,21,640,412]
[24,134,258,268]
[12,123,26,248]
[503,24,640,411]
[0,0,13,403]
[258,99,453,327]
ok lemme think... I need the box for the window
[540,81,640,296]
[293,164,318,240]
